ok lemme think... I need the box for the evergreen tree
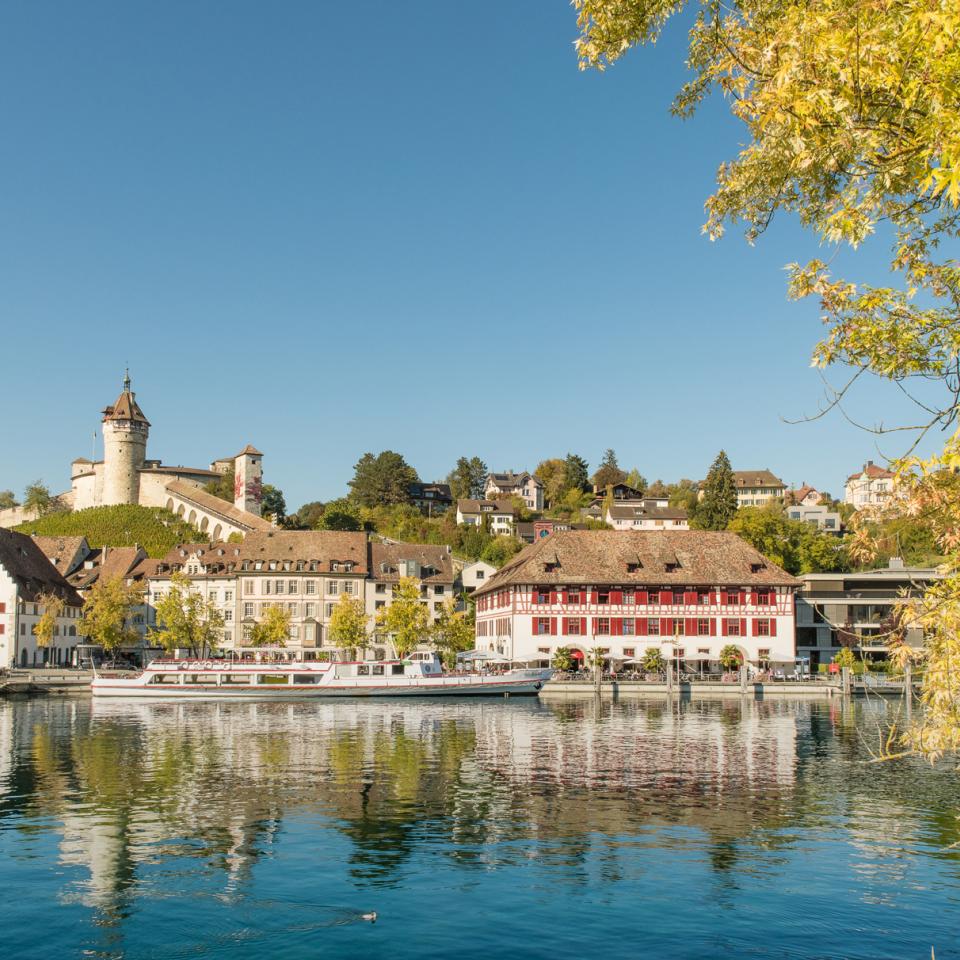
[563,453,590,493]
[591,449,627,492]
[447,456,487,500]
[695,451,738,531]
[349,451,419,507]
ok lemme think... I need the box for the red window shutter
[660,617,671,635]
[740,618,747,636]
[770,618,777,636]
[684,591,697,605]
[638,590,648,605]
[561,618,568,635]
[0,602,5,613]
[559,591,567,604]
[751,619,758,637]
[611,618,622,636]
[638,617,648,636]
[590,591,598,604]
[581,617,587,635]
[710,619,717,636]
[660,590,672,604]
[750,591,758,606]
[611,590,623,604]
[720,591,728,605]
[721,619,728,636]
[710,591,718,605]
[685,618,697,636]
[740,591,747,605]
[550,618,557,636]
[531,617,538,634]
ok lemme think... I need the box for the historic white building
[844,461,896,509]
[1,373,272,540]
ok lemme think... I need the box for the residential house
[786,484,823,507]
[473,530,799,670]
[456,499,517,537]
[605,500,689,531]
[844,461,896,508]
[0,529,85,668]
[795,559,943,667]
[516,520,590,544]
[484,472,544,511]
[408,482,453,516]
[731,470,787,508]
[461,560,497,595]
[785,503,842,534]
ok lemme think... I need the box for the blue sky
[0,2,933,509]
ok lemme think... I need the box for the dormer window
[665,562,681,573]
[544,561,560,573]
[750,562,765,573]
[268,561,277,571]
[626,562,640,573]
[254,561,263,570]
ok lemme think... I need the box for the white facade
[461,560,497,594]
[456,500,516,536]
[844,461,896,508]
[786,503,841,533]
[484,472,544,511]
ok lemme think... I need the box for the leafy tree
[288,501,325,530]
[328,594,370,660]
[0,490,18,510]
[552,646,574,671]
[481,535,524,567]
[728,507,846,575]
[24,481,53,516]
[645,479,668,498]
[249,604,291,648]
[571,0,960,758]
[35,592,65,649]
[375,576,430,658]
[261,484,286,523]
[624,469,647,494]
[719,645,743,672]
[349,451,419,508]
[591,449,626,492]
[832,647,857,670]
[563,453,590,493]
[447,456,487,501]
[535,458,569,507]
[430,600,475,669]
[318,509,362,532]
[667,480,699,515]
[640,647,665,675]
[204,469,234,502]
[80,577,144,655]
[695,451,738,531]
[151,571,225,657]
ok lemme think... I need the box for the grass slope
[15,505,203,558]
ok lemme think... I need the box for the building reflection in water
[1,693,956,946]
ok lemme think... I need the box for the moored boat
[90,652,552,698]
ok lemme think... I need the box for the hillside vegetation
[15,506,202,558]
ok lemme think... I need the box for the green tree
[0,490,17,510]
[563,453,590,493]
[151,571,225,657]
[535,458,569,507]
[833,647,857,670]
[318,509,362,532]
[719,645,743,672]
[261,484,286,523]
[641,647,665,675]
[79,577,144,655]
[204,470,234,502]
[288,501,325,530]
[695,451,738,531]
[728,507,847,575]
[646,479,669,498]
[35,592,65,650]
[447,456,487,501]
[591,448,627,492]
[624,469,647,494]
[481,535,523,567]
[349,451,419,508]
[552,646,574,671]
[248,604,291,648]
[23,481,54,516]
[328,593,370,660]
[375,576,430,658]
[430,600,475,669]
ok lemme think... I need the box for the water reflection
[1,695,959,959]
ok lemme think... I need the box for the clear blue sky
[0,2,930,509]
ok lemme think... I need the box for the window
[726,591,741,605]
[434,585,445,595]
[304,603,315,617]
[208,591,217,602]
[623,589,635,604]
[288,580,297,593]
[376,583,386,593]
[275,580,285,595]
[244,580,255,595]
[328,581,339,595]
[757,591,770,605]
[342,581,355,595]
[243,603,254,618]
[622,618,635,635]
[566,591,581,605]
[225,591,233,602]
[698,591,711,605]
[672,590,684,604]
[536,589,550,604]
[305,580,317,595]
[597,591,610,605]
[725,618,742,636]
[375,601,385,609]
[596,618,610,635]
[647,618,660,636]
[224,611,233,622]
[758,648,770,660]
[268,561,277,571]
[535,617,551,635]
[476,570,485,580]
[757,619,771,636]
[698,618,711,636]
[698,647,710,656]
[325,603,335,618]
[623,647,635,657]
[565,617,582,636]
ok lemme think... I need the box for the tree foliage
[695,451,738,531]
[151,571,225,657]
[624,469,647,494]
[80,577,144,654]
[728,507,847,575]
[641,647,665,674]
[34,592,65,649]
[591,448,627,492]
[349,451,419,508]
[0,490,18,510]
[328,593,370,658]
[261,485,286,523]
[447,456,487,501]
[248,604,291,648]
[430,600,475,669]
[535,458,569,507]
[375,576,430,658]
[563,453,590,493]
[719,645,744,671]
[24,481,55,516]
[552,646,574,671]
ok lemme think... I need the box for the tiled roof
[102,386,150,426]
[847,463,895,481]
[0,529,84,605]
[607,501,688,521]
[457,499,517,515]
[164,479,274,531]
[235,531,369,572]
[370,542,454,583]
[732,470,785,489]
[31,536,89,575]
[475,530,799,595]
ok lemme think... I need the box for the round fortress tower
[101,371,150,506]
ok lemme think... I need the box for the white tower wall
[102,419,147,506]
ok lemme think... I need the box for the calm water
[2,695,959,960]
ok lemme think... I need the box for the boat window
[151,674,171,684]
[292,674,318,684]
[357,665,369,675]
[372,665,384,676]
[260,674,289,684]
[391,664,405,675]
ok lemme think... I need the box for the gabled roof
[475,530,799,594]
[487,471,540,488]
[370,542,454,583]
[235,531,369,572]
[732,470,785,489]
[0,529,83,605]
[606,502,688,521]
[164,479,274,532]
[457,498,517,516]
[847,462,895,481]
[32,536,90,576]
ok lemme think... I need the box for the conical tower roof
[102,370,150,426]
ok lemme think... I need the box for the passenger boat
[90,652,552,698]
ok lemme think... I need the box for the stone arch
[212,524,222,540]
[188,510,197,525]
[176,503,185,518]
[166,498,174,511]
[200,516,209,532]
